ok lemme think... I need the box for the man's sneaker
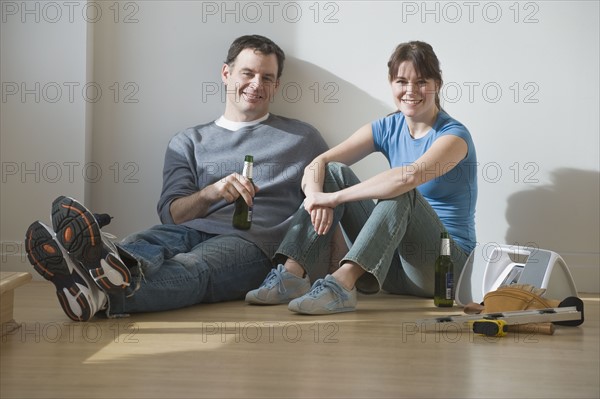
[245,264,311,305]
[288,274,357,315]
[51,196,131,292]
[25,221,107,321]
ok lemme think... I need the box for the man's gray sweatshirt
[157,114,329,258]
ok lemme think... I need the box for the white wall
[1,0,90,270]
[2,1,599,292]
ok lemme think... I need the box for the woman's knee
[324,162,360,192]
[376,189,416,212]
[325,161,347,174]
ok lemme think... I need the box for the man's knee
[192,236,263,266]
[120,224,183,244]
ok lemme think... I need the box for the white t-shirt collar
[215,114,270,131]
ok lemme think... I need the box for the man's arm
[157,133,254,225]
[169,173,256,225]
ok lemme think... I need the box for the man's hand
[214,173,258,206]
[169,173,258,224]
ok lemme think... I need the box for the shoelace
[101,232,117,240]
[100,232,121,254]
[263,267,287,295]
[308,278,348,300]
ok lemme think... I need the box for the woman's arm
[300,123,375,234]
[323,134,468,206]
[305,133,468,234]
[302,123,376,195]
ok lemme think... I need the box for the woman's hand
[309,206,334,235]
[304,192,338,235]
[304,191,338,211]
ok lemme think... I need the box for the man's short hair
[225,35,285,79]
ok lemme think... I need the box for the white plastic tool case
[455,245,578,306]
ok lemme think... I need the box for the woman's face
[390,61,439,122]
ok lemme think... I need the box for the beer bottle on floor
[434,232,454,307]
[232,155,254,230]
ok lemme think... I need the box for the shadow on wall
[505,168,600,256]
[270,57,394,147]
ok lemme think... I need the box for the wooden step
[1,271,32,337]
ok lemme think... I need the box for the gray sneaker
[245,264,311,305]
[288,274,357,315]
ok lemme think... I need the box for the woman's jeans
[276,162,469,297]
[107,225,272,314]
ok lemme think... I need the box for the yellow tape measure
[471,319,508,337]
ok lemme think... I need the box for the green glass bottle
[232,155,254,230]
[434,232,454,307]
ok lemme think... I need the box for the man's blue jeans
[107,225,272,314]
[276,163,469,297]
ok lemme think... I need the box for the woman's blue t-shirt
[371,110,477,253]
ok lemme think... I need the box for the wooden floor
[1,282,599,399]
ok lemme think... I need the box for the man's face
[221,48,280,122]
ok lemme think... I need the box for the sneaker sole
[289,305,356,315]
[25,221,93,321]
[51,196,130,291]
[245,292,291,305]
